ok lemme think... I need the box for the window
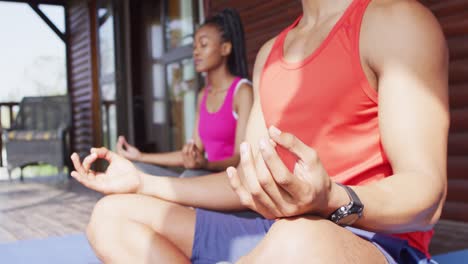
[165,0,194,50]
[149,0,200,150]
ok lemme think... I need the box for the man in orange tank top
[70,0,449,263]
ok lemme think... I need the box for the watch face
[336,213,359,226]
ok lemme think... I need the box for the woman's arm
[137,151,184,167]
[116,135,184,167]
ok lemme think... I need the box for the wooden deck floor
[0,176,467,256]
[0,176,102,243]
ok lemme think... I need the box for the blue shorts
[191,209,434,264]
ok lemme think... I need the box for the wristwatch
[328,183,364,226]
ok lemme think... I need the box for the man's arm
[137,172,242,210]
[330,1,449,233]
[226,1,449,233]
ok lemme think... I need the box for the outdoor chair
[2,95,71,181]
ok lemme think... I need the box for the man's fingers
[71,170,92,186]
[70,153,86,175]
[70,170,85,183]
[82,153,98,172]
[239,142,259,191]
[70,170,99,191]
[226,167,276,219]
[268,126,318,164]
[259,138,305,199]
[227,167,253,207]
[90,147,115,162]
[239,142,282,217]
[256,139,295,205]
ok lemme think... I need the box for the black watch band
[328,183,364,226]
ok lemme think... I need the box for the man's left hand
[227,126,335,219]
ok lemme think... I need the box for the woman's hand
[226,126,333,219]
[116,136,142,161]
[182,140,207,169]
[70,147,143,195]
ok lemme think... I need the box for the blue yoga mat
[432,249,468,264]
[0,233,100,264]
[1,233,464,264]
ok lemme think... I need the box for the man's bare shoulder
[258,37,277,55]
[365,0,443,41]
[368,0,433,16]
[254,37,277,69]
[363,0,446,72]
[252,36,278,86]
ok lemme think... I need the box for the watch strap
[328,183,364,224]
[336,183,363,207]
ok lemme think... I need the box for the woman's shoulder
[234,77,252,92]
[237,77,252,86]
[233,80,253,102]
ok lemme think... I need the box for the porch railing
[0,102,20,167]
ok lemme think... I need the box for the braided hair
[202,8,249,79]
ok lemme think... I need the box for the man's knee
[282,217,334,249]
[249,217,386,264]
[249,217,342,262]
[272,216,334,244]
[86,195,131,260]
[88,194,127,228]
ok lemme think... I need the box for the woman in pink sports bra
[116,8,253,177]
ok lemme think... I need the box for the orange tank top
[259,0,432,256]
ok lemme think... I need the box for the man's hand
[182,140,206,169]
[116,135,142,161]
[70,147,142,195]
[227,126,335,219]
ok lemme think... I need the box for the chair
[2,95,71,180]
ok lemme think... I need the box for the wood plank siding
[422,0,468,222]
[207,0,468,221]
[206,0,302,76]
[66,0,102,157]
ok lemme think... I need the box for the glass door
[149,0,200,151]
[165,59,197,149]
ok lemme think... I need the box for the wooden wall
[207,0,468,221]
[206,0,302,76]
[422,0,468,222]
[66,0,102,157]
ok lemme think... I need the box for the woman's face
[193,25,231,73]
